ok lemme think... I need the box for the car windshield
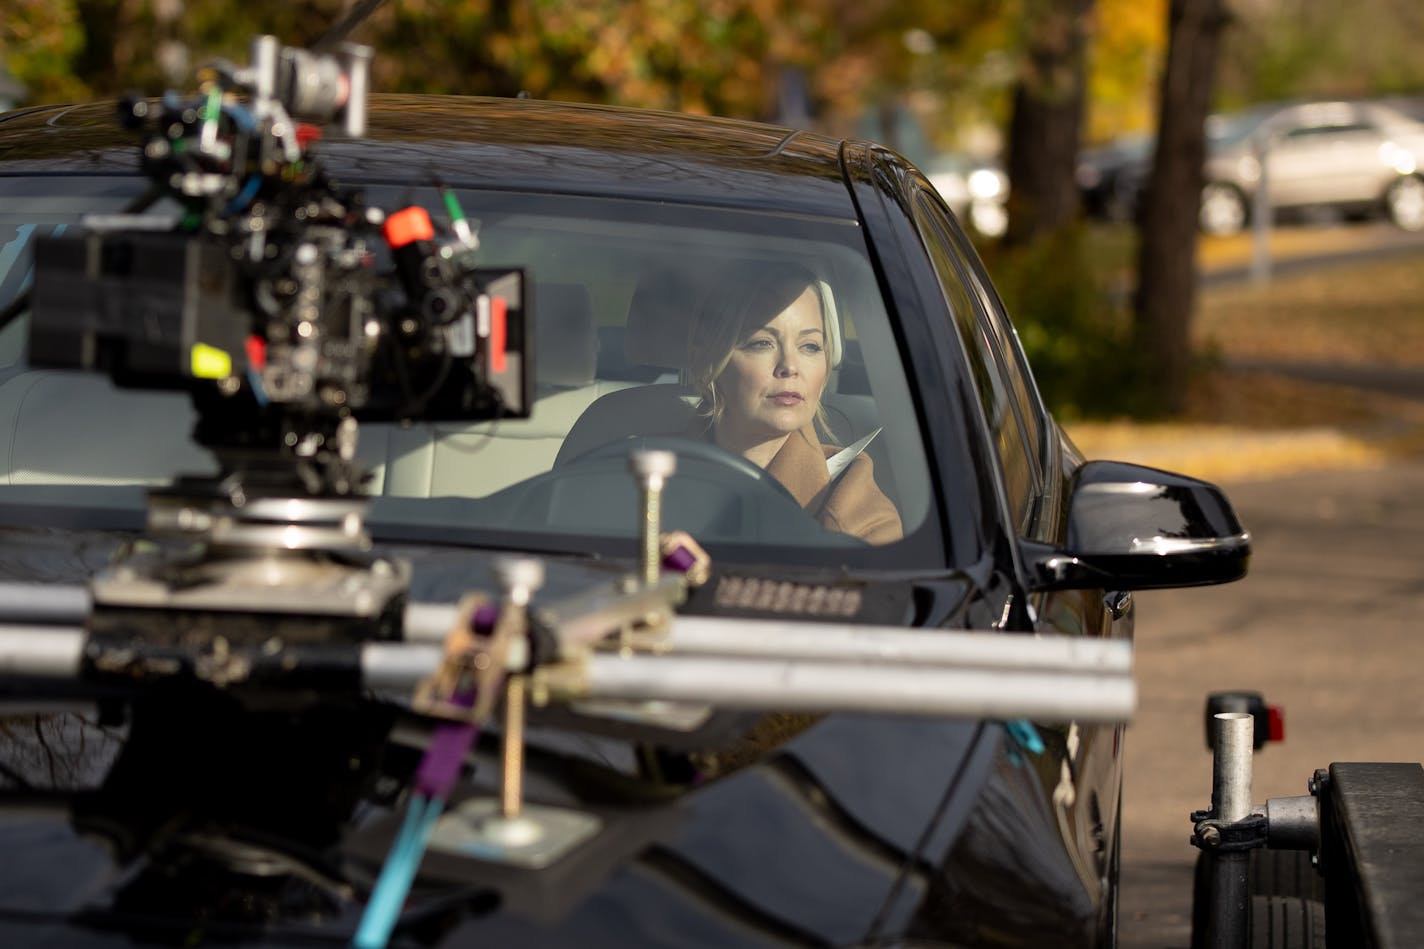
[1206,105,1278,149]
[0,176,942,569]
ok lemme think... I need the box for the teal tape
[352,794,446,949]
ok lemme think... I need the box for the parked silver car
[1200,99,1424,235]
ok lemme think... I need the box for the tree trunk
[1134,0,1230,415]
[1003,0,1094,246]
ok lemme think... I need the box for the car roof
[0,94,862,218]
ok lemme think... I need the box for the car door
[906,182,1128,917]
[1267,104,1385,207]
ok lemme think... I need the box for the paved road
[1200,221,1424,287]
[1118,460,1424,947]
[1226,359,1424,402]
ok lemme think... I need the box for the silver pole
[582,654,1135,723]
[0,626,87,678]
[0,623,1137,724]
[665,616,1131,673]
[403,602,456,642]
[1205,711,1255,949]
[0,582,90,624]
[361,642,443,691]
[1212,711,1255,821]
[1250,134,1273,285]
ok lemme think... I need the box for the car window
[938,220,1047,469]
[0,177,943,566]
[1282,122,1374,141]
[910,190,1039,532]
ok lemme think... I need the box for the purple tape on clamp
[414,691,477,799]
[662,545,696,573]
[472,602,500,633]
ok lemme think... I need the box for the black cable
[0,288,28,335]
[311,0,389,52]
[860,720,990,943]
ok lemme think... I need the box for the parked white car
[1200,99,1424,235]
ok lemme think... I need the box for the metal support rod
[629,450,676,587]
[577,653,1135,723]
[416,602,1133,675]
[1208,852,1250,949]
[0,622,1136,724]
[500,676,526,819]
[363,642,442,691]
[1250,135,1273,285]
[1213,712,1255,822]
[406,605,1136,679]
[1205,711,1256,949]
[664,616,1132,672]
[0,583,90,625]
[0,625,86,677]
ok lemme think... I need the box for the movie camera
[27,35,531,503]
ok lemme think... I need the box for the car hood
[0,712,1012,948]
[0,526,1096,947]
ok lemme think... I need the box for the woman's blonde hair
[684,260,835,439]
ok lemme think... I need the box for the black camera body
[28,224,529,424]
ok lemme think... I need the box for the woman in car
[684,261,902,544]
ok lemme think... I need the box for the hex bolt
[629,450,677,587]
[1198,824,1222,846]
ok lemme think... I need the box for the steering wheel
[534,435,860,546]
[572,435,802,506]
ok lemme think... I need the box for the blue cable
[225,175,262,215]
[246,366,269,406]
[352,793,447,949]
[1005,719,1045,766]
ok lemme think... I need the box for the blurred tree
[1,0,1023,144]
[1085,0,1166,143]
[1217,0,1424,107]
[1134,0,1230,415]
[0,0,87,105]
[1002,0,1094,246]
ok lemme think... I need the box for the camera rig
[29,35,530,502]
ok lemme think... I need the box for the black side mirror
[1023,460,1250,592]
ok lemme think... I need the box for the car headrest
[535,282,597,387]
[623,266,843,372]
[624,268,701,371]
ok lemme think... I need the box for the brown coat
[764,427,903,544]
[686,420,903,544]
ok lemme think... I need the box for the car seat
[375,281,633,497]
[0,365,212,486]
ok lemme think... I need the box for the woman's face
[715,285,829,447]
